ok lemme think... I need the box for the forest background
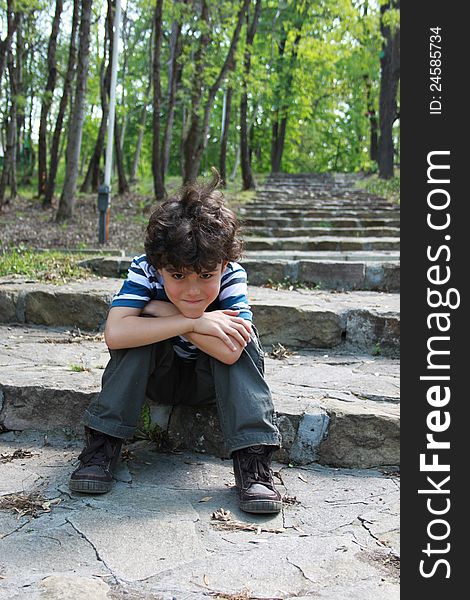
[0,0,399,255]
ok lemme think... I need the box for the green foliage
[356,172,400,204]
[1,0,396,205]
[0,248,94,282]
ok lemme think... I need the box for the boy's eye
[171,273,185,280]
[200,273,214,280]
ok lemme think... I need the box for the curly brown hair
[144,171,243,273]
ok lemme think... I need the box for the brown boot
[232,445,282,514]
[69,427,122,494]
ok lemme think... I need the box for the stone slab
[239,209,400,220]
[244,236,400,252]
[241,217,400,228]
[78,256,400,291]
[244,226,400,238]
[0,279,400,354]
[0,433,399,599]
[0,325,399,468]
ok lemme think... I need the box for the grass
[356,171,400,204]
[70,363,90,372]
[0,248,94,283]
[264,277,322,291]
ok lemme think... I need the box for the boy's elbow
[219,348,244,365]
[104,324,122,350]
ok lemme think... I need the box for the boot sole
[240,499,282,514]
[69,479,113,494]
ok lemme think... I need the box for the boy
[69,173,282,514]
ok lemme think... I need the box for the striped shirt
[111,255,252,360]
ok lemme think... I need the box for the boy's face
[159,261,228,318]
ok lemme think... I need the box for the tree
[270,4,304,174]
[56,0,92,221]
[0,0,19,96]
[37,0,63,198]
[0,2,22,207]
[182,0,250,184]
[377,0,400,179]
[80,0,112,194]
[44,0,80,207]
[219,83,233,185]
[240,0,261,189]
[161,0,189,182]
[151,0,164,199]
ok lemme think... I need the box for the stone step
[244,226,400,238]
[75,255,400,291]
[239,208,400,219]
[0,433,399,600]
[243,259,400,291]
[241,216,400,228]
[244,202,397,212]
[0,278,400,356]
[253,198,390,206]
[244,250,400,261]
[244,236,400,252]
[0,324,399,468]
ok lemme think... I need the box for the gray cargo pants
[83,327,281,455]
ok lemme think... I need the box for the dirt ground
[0,192,158,254]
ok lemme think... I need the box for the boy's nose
[187,282,201,297]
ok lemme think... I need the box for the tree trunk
[130,18,154,183]
[131,102,148,182]
[240,0,261,190]
[378,0,400,179]
[270,19,302,174]
[230,143,240,182]
[183,0,250,185]
[38,0,63,198]
[114,114,129,194]
[56,0,92,221]
[152,0,165,199]
[0,7,21,207]
[44,0,80,207]
[219,85,232,185]
[364,76,378,163]
[0,0,19,100]
[80,0,112,194]
[161,5,186,181]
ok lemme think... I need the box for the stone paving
[0,432,399,600]
[0,173,400,598]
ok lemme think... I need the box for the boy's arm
[105,304,251,362]
[104,306,193,350]
[140,300,252,364]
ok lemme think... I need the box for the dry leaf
[199,496,213,503]
[203,574,210,586]
[298,474,308,483]
[212,508,232,521]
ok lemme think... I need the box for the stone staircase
[0,173,399,598]
[0,173,399,470]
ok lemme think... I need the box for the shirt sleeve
[218,264,253,321]
[111,256,154,309]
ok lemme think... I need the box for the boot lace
[78,434,118,468]
[239,452,275,490]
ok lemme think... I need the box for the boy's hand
[191,310,252,351]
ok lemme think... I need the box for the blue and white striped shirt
[111,255,252,360]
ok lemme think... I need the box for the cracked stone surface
[0,324,399,467]
[0,432,399,599]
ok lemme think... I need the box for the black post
[98,184,110,243]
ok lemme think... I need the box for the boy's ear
[221,260,229,271]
